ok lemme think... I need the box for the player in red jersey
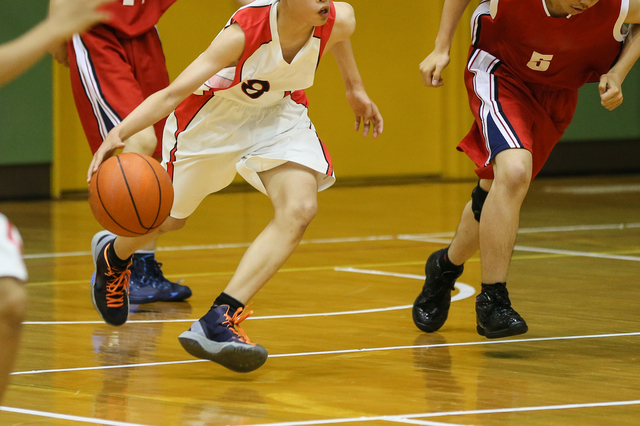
[86,0,382,372]
[50,0,251,305]
[413,0,640,338]
[0,0,113,403]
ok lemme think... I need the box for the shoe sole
[477,323,528,339]
[178,330,268,373]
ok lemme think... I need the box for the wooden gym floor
[1,174,640,425]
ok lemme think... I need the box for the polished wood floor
[1,175,640,425]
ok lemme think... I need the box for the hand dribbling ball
[89,153,174,237]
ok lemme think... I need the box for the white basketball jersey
[202,0,335,106]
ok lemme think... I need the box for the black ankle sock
[441,248,462,271]
[106,242,131,270]
[211,292,245,315]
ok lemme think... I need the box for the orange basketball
[88,153,174,237]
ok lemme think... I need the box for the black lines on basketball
[88,153,174,237]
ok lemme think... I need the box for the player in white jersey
[0,0,112,403]
[87,0,383,373]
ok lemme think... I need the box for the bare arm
[419,0,473,87]
[0,0,111,86]
[327,2,383,138]
[87,23,246,181]
[599,0,640,110]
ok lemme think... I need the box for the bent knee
[0,278,27,327]
[159,217,187,233]
[123,129,158,157]
[496,162,531,193]
[278,200,318,227]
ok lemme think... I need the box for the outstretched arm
[0,0,111,86]
[328,2,383,138]
[87,23,246,181]
[419,0,472,87]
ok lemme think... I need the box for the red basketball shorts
[68,25,170,157]
[458,48,579,180]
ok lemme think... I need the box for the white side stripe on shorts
[468,49,522,166]
[72,34,121,140]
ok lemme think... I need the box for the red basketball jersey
[471,0,627,89]
[101,0,177,37]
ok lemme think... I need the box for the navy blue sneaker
[178,305,268,372]
[129,255,163,304]
[132,254,192,302]
[90,231,131,326]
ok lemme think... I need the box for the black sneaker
[178,305,268,373]
[90,231,132,326]
[132,254,192,302]
[129,255,162,304]
[476,283,528,339]
[413,248,464,332]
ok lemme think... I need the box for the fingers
[431,65,444,87]
[354,103,383,139]
[599,76,623,111]
[87,154,100,183]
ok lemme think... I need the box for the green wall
[564,65,640,141]
[0,0,53,165]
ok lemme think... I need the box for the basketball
[88,153,174,237]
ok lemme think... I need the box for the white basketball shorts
[0,213,28,281]
[162,95,335,219]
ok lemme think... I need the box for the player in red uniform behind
[413,0,640,338]
[50,0,252,305]
[0,0,113,403]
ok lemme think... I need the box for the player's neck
[277,2,315,43]
[544,0,569,18]
[277,6,314,62]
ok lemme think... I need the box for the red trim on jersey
[221,1,336,90]
[291,90,309,108]
[228,5,273,88]
[166,91,216,180]
[315,2,336,58]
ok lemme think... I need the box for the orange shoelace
[102,248,132,308]
[222,305,255,344]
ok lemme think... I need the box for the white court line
[0,405,151,426]
[22,306,413,326]
[334,267,475,302]
[12,331,640,376]
[235,399,640,426]
[399,236,640,262]
[386,419,469,426]
[22,268,476,326]
[22,222,640,260]
[544,183,640,194]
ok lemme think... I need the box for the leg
[412,180,490,333]
[479,149,531,283]
[91,217,186,325]
[475,148,531,338]
[178,162,319,373]
[122,129,192,303]
[122,126,157,158]
[0,277,27,403]
[222,162,319,303]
